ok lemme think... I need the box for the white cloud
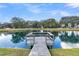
[24,4,71,16]
[66,3,79,8]
[60,11,71,16]
[50,10,71,16]
[24,4,42,14]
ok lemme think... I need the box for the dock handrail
[26,32,54,41]
[26,32,54,36]
[47,32,54,40]
[26,32,54,46]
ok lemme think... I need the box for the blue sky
[0,3,79,23]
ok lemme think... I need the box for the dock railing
[26,32,54,46]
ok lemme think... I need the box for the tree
[32,21,41,28]
[2,22,13,28]
[60,16,79,28]
[26,21,34,28]
[0,23,2,28]
[11,17,26,28]
[41,18,58,28]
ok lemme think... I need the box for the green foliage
[60,16,79,27]
[10,17,58,28]
[1,16,79,28]
[11,17,26,28]
[41,18,58,28]
[60,16,79,23]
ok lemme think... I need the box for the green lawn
[0,48,30,56]
[50,48,79,56]
[0,28,79,32]
[1,48,79,56]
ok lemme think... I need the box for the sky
[0,3,79,23]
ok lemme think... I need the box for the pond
[53,31,79,49]
[0,31,79,49]
[0,32,30,48]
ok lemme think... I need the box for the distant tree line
[60,16,79,28]
[0,16,79,28]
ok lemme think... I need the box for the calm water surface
[0,31,79,49]
[0,32,29,48]
[53,31,79,49]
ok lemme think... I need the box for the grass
[50,48,79,56]
[0,28,79,32]
[0,48,30,56]
[1,48,79,56]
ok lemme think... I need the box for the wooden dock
[26,32,54,56]
[29,37,51,56]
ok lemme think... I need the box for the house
[61,24,65,28]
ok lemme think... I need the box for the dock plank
[29,37,51,56]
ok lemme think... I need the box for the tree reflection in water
[51,32,58,38]
[59,32,79,43]
[11,32,27,43]
[11,30,41,44]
